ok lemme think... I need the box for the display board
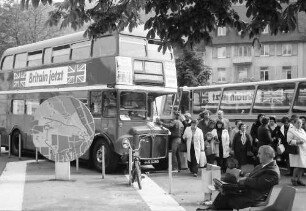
[31,96,95,162]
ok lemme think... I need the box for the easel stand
[55,162,71,180]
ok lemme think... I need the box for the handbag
[277,144,285,155]
[286,144,299,155]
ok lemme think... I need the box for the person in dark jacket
[268,116,281,151]
[257,117,273,147]
[197,110,215,136]
[157,113,184,172]
[250,114,265,160]
[232,123,252,168]
[197,145,280,210]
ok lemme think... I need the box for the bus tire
[11,131,21,156]
[91,139,118,173]
[152,157,168,171]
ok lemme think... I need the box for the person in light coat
[287,118,306,186]
[183,119,205,177]
[211,120,230,173]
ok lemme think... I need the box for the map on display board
[31,96,95,162]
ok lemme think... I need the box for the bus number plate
[144,160,159,164]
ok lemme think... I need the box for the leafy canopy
[22,0,306,51]
[176,50,211,87]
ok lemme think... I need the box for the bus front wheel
[11,131,21,156]
[91,139,118,173]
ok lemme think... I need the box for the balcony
[232,56,253,64]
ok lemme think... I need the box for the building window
[260,67,269,81]
[282,44,292,56]
[217,27,226,36]
[217,68,226,82]
[217,47,226,58]
[235,46,251,57]
[260,44,269,56]
[262,25,269,34]
[237,66,248,81]
[283,66,292,79]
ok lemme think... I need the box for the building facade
[205,5,306,84]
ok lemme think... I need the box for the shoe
[297,180,306,186]
[291,178,298,186]
[171,169,178,173]
[193,173,198,177]
[196,205,213,210]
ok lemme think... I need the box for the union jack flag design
[13,72,26,88]
[67,64,87,84]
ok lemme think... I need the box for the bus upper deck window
[119,36,146,57]
[43,48,52,64]
[14,53,27,69]
[92,36,116,57]
[2,55,14,70]
[52,45,71,63]
[27,51,43,67]
[71,41,91,60]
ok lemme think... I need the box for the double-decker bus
[177,78,306,128]
[0,26,177,172]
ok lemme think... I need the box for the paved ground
[0,147,306,211]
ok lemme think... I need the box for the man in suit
[197,145,280,210]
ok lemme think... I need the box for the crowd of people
[157,110,306,186]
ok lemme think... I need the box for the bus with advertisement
[0,26,177,172]
[177,78,306,129]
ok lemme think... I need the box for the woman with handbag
[183,119,205,177]
[287,118,306,186]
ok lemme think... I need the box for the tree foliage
[21,0,306,51]
[176,50,211,87]
[0,0,85,57]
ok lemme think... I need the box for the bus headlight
[122,138,130,149]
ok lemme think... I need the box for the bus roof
[180,78,306,91]
[1,25,157,60]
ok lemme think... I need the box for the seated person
[222,157,244,183]
[197,145,280,211]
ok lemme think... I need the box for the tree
[176,50,211,87]
[21,0,306,51]
[0,0,86,57]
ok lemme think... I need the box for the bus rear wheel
[11,131,21,156]
[92,139,118,173]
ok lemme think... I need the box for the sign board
[31,96,95,162]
